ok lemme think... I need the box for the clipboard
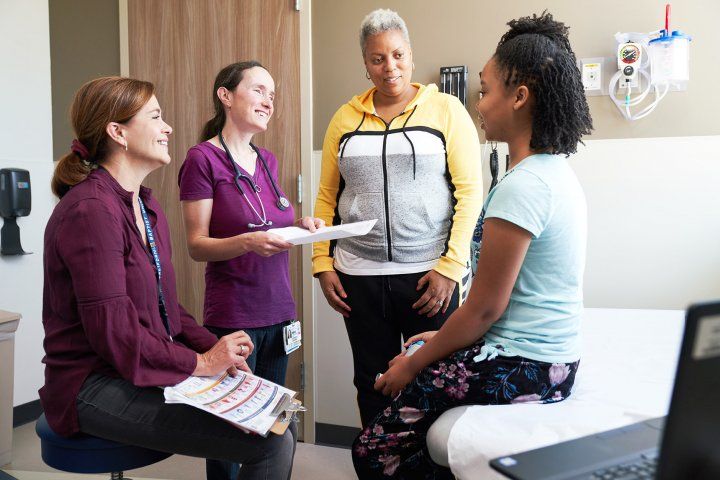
[164,372,304,437]
[269,394,306,435]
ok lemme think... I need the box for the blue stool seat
[35,413,172,475]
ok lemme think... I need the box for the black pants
[338,271,459,426]
[205,322,294,480]
[76,373,296,480]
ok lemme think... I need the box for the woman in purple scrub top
[178,61,322,480]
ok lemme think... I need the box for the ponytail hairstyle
[51,76,154,198]
[200,60,264,142]
[494,11,593,156]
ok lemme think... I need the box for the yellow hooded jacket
[312,83,483,285]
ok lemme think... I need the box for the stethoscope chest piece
[248,220,272,228]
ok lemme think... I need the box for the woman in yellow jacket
[313,9,483,426]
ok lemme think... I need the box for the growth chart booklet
[164,371,296,436]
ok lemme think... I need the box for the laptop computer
[490,300,720,480]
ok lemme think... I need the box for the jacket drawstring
[401,106,418,179]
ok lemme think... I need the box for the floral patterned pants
[352,341,580,479]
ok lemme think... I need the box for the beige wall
[312,0,720,149]
[49,0,120,160]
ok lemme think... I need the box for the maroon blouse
[40,168,218,436]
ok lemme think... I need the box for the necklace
[226,142,256,174]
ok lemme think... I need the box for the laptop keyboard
[590,452,658,479]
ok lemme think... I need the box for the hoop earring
[365,71,370,80]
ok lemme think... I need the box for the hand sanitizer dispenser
[0,168,32,255]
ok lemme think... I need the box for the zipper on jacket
[373,110,409,262]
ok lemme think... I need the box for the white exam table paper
[268,219,377,246]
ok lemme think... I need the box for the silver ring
[436,300,444,306]
[240,345,246,356]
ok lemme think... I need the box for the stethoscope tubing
[218,133,290,228]
[218,132,290,212]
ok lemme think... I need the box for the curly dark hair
[494,11,593,156]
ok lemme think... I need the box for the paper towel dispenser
[0,168,31,255]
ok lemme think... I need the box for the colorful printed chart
[165,372,296,436]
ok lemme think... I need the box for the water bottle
[376,340,426,381]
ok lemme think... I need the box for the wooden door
[127,0,304,435]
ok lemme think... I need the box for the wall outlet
[582,62,603,92]
[578,57,615,97]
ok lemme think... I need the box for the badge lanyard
[138,197,172,341]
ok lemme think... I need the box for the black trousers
[337,270,459,426]
[76,373,296,480]
[205,323,294,480]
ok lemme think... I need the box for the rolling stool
[35,413,171,479]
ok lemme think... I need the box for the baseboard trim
[314,422,361,449]
[13,400,42,428]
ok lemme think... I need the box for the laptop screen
[657,300,720,479]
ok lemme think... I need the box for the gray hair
[359,9,411,56]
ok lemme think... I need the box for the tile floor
[2,423,356,480]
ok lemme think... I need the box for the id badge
[283,321,302,354]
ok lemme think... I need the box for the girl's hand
[403,331,437,348]
[374,355,417,398]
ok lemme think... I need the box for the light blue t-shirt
[471,154,587,363]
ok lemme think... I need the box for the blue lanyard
[138,197,172,341]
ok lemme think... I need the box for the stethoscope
[219,132,290,228]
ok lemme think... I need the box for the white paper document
[268,219,377,246]
[164,371,296,436]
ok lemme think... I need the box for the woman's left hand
[226,356,252,377]
[412,270,456,317]
[296,216,326,232]
[375,355,416,398]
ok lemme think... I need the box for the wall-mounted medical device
[440,65,468,106]
[578,3,691,121]
[617,42,642,89]
[0,168,32,255]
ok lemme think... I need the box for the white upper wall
[486,136,720,309]
[0,0,55,406]
[575,136,720,308]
